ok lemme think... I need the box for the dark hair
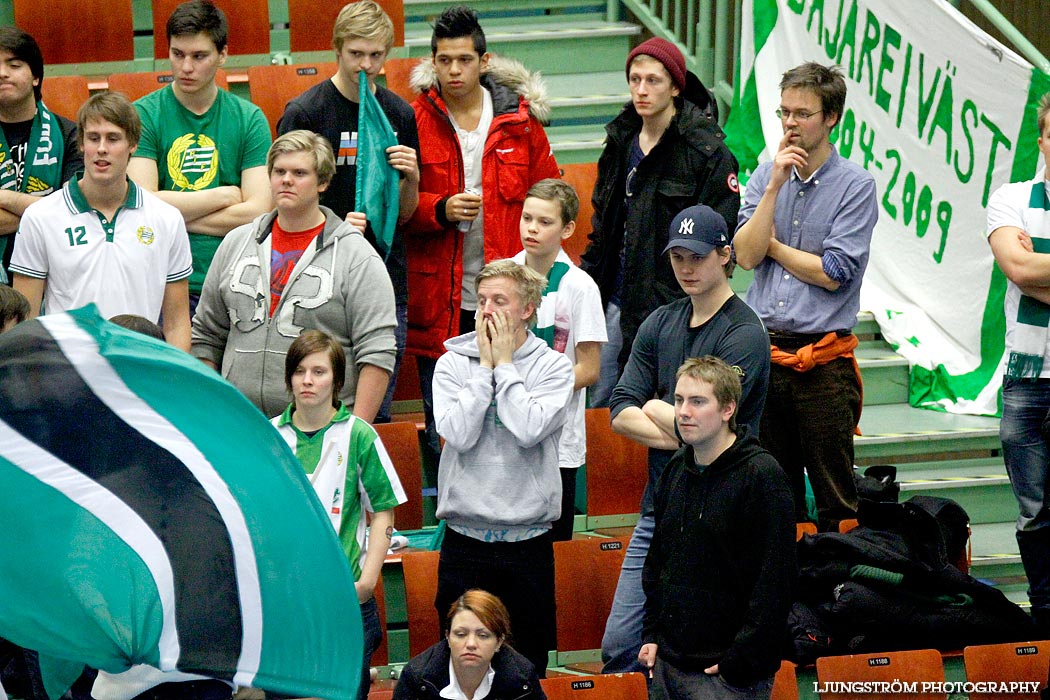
[445,589,511,642]
[779,62,846,122]
[0,27,43,102]
[109,314,166,341]
[77,92,142,150]
[284,329,346,408]
[0,285,30,329]
[431,5,486,56]
[167,0,228,53]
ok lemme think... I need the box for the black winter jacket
[642,431,796,688]
[392,640,545,700]
[580,86,739,370]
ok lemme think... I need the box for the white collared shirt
[439,658,495,700]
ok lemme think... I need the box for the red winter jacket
[405,55,560,358]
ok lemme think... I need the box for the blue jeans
[358,596,383,700]
[375,302,408,424]
[600,512,653,674]
[590,301,623,408]
[1001,377,1050,611]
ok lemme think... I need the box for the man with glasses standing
[734,61,877,531]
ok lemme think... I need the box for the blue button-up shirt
[738,146,878,334]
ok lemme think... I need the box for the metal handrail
[959,0,1050,74]
[616,0,1049,125]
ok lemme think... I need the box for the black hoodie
[641,430,796,688]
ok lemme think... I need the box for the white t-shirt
[10,178,191,320]
[514,248,607,468]
[986,177,1050,378]
[452,87,494,311]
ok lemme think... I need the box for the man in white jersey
[10,92,191,351]
[987,92,1050,636]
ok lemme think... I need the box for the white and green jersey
[513,249,606,469]
[273,403,407,579]
[10,177,191,320]
[987,177,1050,379]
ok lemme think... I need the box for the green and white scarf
[1006,180,1050,379]
[0,101,65,195]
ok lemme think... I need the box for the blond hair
[333,0,394,52]
[474,259,546,327]
[266,130,336,187]
[1038,93,1050,135]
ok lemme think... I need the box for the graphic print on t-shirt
[337,131,358,166]
[166,133,219,191]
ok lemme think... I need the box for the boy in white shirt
[512,179,607,540]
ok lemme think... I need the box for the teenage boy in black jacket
[639,356,795,699]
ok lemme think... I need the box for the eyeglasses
[775,108,824,122]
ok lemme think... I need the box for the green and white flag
[726,0,1050,416]
[0,306,362,699]
[356,69,400,259]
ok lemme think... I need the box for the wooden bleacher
[149,0,270,59]
[40,75,89,122]
[815,649,946,700]
[963,640,1050,700]
[401,549,441,657]
[107,69,230,102]
[15,0,134,65]
[373,421,424,531]
[287,0,405,52]
[583,408,647,530]
[540,673,646,700]
[246,62,337,137]
[552,537,628,668]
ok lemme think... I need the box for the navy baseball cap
[661,205,729,256]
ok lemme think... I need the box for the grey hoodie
[433,331,574,537]
[191,207,396,417]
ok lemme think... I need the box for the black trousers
[435,527,555,676]
[760,356,861,527]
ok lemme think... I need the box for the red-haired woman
[393,589,545,700]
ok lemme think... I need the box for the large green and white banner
[726,0,1050,416]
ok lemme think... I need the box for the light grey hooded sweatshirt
[433,330,575,538]
[191,206,396,417]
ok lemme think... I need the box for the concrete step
[970,521,1025,597]
[896,458,1014,525]
[402,18,641,76]
[855,403,1000,464]
[856,344,909,406]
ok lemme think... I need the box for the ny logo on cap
[679,218,694,236]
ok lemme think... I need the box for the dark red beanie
[625,37,686,91]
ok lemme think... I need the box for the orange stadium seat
[373,421,424,531]
[247,63,337,138]
[15,0,134,65]
[816,649,946,700]
[553,537,629,656]
[584,408,647,527]
[151,0,270,58]
[964,640,1050,700]
[106,70,230,102]
[540,673,647,700]
[380,57,419,105]
[558,162,598,265]
[40,75,90,122]
[288,0,405,53]
[772,660,800,700]
[401,550,441,657]
[371,573,389,665]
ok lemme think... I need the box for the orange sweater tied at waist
[770,331,863,434]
